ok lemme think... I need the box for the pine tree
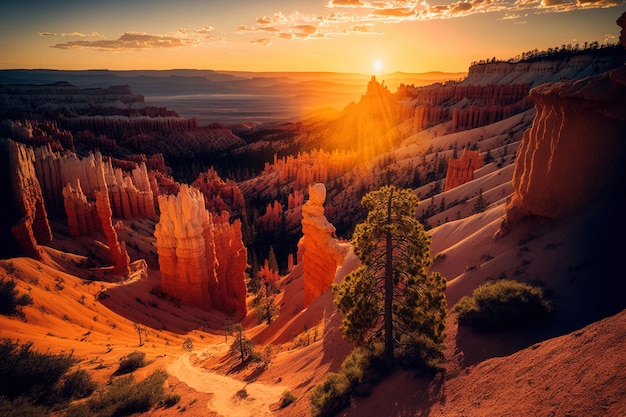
[333,186,447,368]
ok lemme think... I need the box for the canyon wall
[298,183,350,306]
[155,185,247,317]
[7,140,52,259]
[499,62,626,233]
[32,146,155,221]
[398,83,532,133]
[463,51,624,86]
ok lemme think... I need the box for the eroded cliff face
[95,189,130,276]
[445,149,483,191]
[499,58,626,234]
[32,146,156,221]
[7,140,52,259]
[298,183,350,306]
[398,83,532,133]
[155,185,246,317]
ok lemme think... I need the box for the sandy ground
[168,345,286,417]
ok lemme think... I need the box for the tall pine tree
[333,185,446,368]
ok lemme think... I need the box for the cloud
[372,7,417,17]
[251,38,272,46]
[38,31,91,37]
[294,24,318,35]
[234,0,624,47]
[328,0,365,6]
[51,32,199,50]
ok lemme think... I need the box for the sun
[373,60,383,74]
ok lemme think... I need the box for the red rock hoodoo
[444,149,483,191]
[7,140,52,259]
[154,184,247,317]
[95,189,130,276]
[298,183,350,307]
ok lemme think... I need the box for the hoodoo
[155,184,247,317]
[299,183,350,306]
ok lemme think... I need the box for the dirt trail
[168,345,286,417]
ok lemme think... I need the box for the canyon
[1,25,625,417]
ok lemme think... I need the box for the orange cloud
[328,0,365,6]
[51,32,200,50]
[251,38,272,46]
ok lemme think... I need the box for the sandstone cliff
[498,16,626,234]
[463,50,624,86]
[155,184,247,317]
[445,149,483,191]
[7,140,52,259]
[32,146,156,220]
[398,83,532,133]
[298,183,350,306]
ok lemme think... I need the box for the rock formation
[95,189,130,275]
[31,146,156,220]
[463,51,624,86]
[498,12,626,234]
[62,181,100,237]
[192,167,245,216]
[7,140,52,259]
[445,149,483,191]
[398,83,532,133]
[212,212,248,316]
[155,185,246,317]
[298,183,350,306]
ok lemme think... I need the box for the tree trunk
[384,189,394,368]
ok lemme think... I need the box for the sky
[0,0,624,73]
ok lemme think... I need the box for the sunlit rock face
[445,149,483,191]
[95,189,130,276]
[298,183,350,307]
[155,185,246,317]
[32,146,156,221]
[397,83,532,132]
[7,140,52,259]
[191,167,245,216]
[499,15,626,234]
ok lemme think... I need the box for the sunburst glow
[373,60,383,74]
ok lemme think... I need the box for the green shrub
[279,390,296,408]
[396,332,445,373]
[66,369,168,417]
[0,279,33,318]
[0,339,76,402]
[60,369,97,400]
[310,347,385,417]
[310,372,351,417]
[115,351,146,375]
[454,279,552,330]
